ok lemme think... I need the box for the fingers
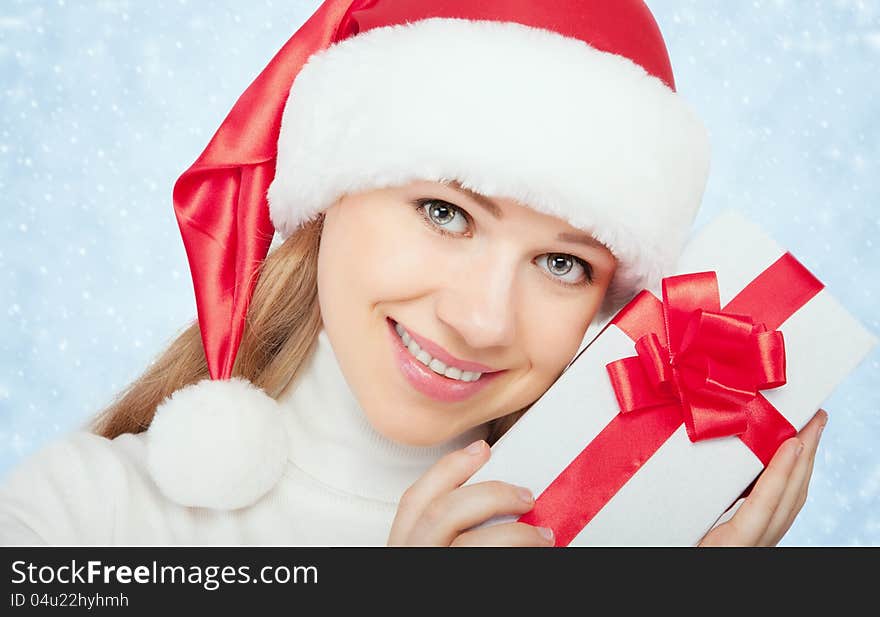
[388,439,490,545]
[703,409,828,547]
[790,413,825,520]
[387,439,550,546]
[452,521,555,547]
[784,410,826,530]
[720,436,804,546]
[407,481,539,545]
[760,409,827,545]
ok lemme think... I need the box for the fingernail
[466,440,485,455]
[795,441,805,457]
[537,527,554,543]
[517,486,534,504]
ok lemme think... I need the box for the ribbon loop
[606,271,788,443]
[754,330,786,388]
[677,310,758,362]
[634,332,674,392]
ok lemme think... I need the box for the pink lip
[392,319,498,373]
[386,317,506,403]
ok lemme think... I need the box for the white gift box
[465,209,877,546]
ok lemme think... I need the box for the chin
[364,405,461,448]
[392,432,449,448]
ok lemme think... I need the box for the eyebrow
[444,180,504,219]
[443,180,608,250]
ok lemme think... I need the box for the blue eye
[412,199,471,236]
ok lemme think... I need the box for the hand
[387,439,555,546]
[698,409,828,547]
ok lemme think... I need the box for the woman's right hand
[387,439,555,546]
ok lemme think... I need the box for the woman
[0,0,825,546]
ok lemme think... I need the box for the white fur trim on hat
[146,377,289,510]
[267,17,711,310]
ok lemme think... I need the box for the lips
[386,317,506,403]
[389,318,499,374]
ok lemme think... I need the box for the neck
[277,326,489,503]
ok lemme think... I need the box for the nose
[434,253,518,350]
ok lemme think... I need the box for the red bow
[606,272,787,443]
[519,254,822,545]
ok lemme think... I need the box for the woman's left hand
[698,408,828,547]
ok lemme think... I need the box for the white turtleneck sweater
[0,328,489,545]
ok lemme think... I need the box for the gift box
[464,209,877,546]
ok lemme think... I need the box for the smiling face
[316,179,617,447]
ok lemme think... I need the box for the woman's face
[317,179,616,446]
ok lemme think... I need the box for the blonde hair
[90,214,526,445]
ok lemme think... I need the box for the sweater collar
[277,326,489,504]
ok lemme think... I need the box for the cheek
[318,201,437,308]
[519,293,601,383]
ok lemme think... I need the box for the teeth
[443,366,462,380]
[393,321,482,382]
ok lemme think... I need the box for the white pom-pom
[146,377,289,510]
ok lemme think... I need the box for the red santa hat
[146,0,711,510]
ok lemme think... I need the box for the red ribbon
[518,253,824,545]
[606,271,787,443]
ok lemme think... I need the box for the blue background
[1,1,877,545]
